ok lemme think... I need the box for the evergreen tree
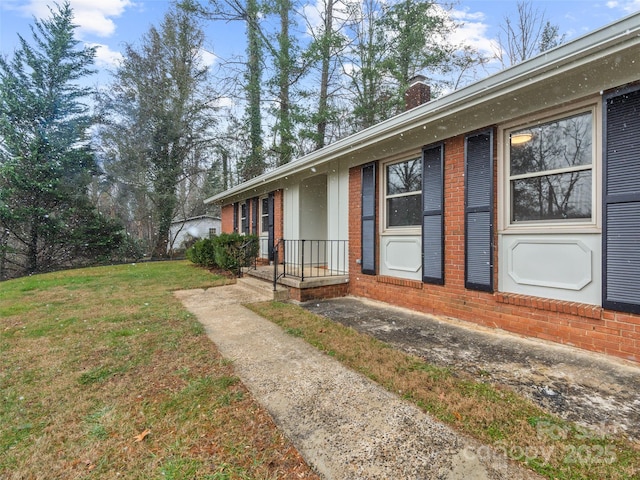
[99,3,216,259]
[0,2,122,278]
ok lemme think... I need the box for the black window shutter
[603,86,640,314]
[361,162,376,275]
[267,192,275,261]
[422,144,444,284]
[233,202,238,232]
[251,197,258,234]
[465,131,494,292]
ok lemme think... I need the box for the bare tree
[495,0,564,67]
[98,4,217,258]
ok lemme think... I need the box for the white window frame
[240,202,248,234]
[381,153,422,235]
[259,196,269,236]
[498,99,602,235]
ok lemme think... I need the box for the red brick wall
[288,283,350,302]
[221,191,283,238]
[221,203,234,233]
[347,135,640,363]
[274,190,284,243]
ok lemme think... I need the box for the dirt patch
[301,297,640,442]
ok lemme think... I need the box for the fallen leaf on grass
[133,429,150,442]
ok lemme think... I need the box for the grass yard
[248,301,640,480]
[0,261,318,480]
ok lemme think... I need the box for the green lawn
[0,261,317,480]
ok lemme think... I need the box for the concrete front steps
[237,275,289,302]
[242,265,350,302]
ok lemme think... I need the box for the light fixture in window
[510,133,533,145]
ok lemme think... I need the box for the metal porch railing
[273,239,348,289]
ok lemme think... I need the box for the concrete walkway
[175,280,541,480]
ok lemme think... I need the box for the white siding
[284,185,300,240]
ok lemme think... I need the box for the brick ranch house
[206,13,640,363]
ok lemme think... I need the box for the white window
[260,197,269,234]
[384,157,421,229]
[240,203,248,233]
[504,107,597,229]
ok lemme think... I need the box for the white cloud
[214,96,235,108]
[450,8,495,57]
[301,0,356,38]
[198,49,217,68]
[7,0,133,39]
[88,43,124,68]
[606,0,640,12]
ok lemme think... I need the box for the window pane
[510,113,592,175]
[241,203,247,231]
[387,158,421,195]
[511,170,592,222]
[387,194,421,227]
[261,198,269,232]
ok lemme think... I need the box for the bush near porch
[187,233,259,272]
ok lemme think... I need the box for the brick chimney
[405,75,431,111]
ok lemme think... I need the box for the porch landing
[244,265,349,302]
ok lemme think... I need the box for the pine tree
[0,2,122,278]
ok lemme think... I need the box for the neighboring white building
[168,215,221,252]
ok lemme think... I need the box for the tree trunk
[244,0,264,181]
[27,218,39,274]
[276,0,294,166]
[315,0,334,150]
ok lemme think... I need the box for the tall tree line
[97,2,217,258]
[192,0,486,180]
[1,0,562,275]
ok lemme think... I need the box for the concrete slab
[301,296,640,442]
[176,284,541,479]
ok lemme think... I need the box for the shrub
[186,234,259,272]
[214,233,259,271]
[186,238,216,267]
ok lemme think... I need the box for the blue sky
[1,0,639,86]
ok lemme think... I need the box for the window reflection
[512,171,592,221]
[386,158,421,228]
[388,196,422,226]
[261,197,269,233]
[387,158,421,195]
[509,112,593,223]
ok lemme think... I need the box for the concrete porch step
[237,275,289,302]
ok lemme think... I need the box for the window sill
[495,292,603,319]
[377,275,423,289]
[499,224,601,235]
[381,228,421,236]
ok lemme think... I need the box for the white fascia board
[206,12,640,206]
